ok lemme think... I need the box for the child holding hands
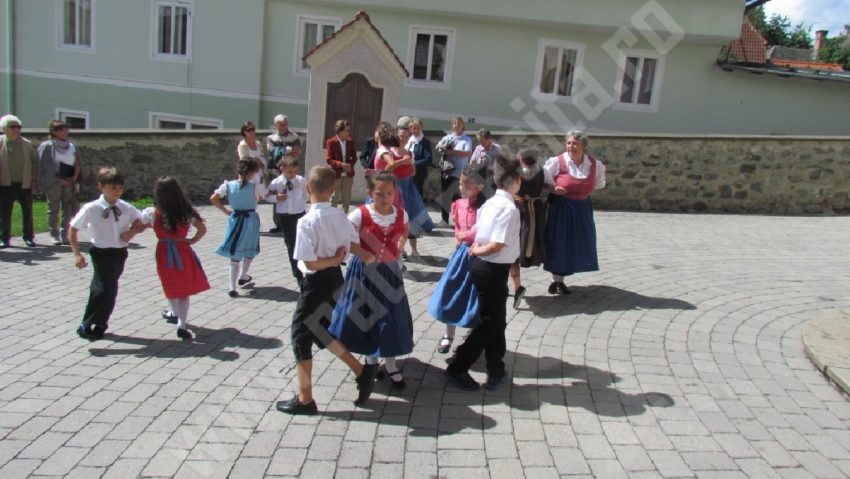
[276,165,379,415]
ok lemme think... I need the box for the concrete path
[1,205,849,478]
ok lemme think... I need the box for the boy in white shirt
[69,167,144,340]
[444,155,521,391]
[276,165,378,415]
[266,155,309,288]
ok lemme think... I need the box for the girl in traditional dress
[210,159,266,298]
[428,163,487,354]
[329,171,414,389]
[510,148,546,309]
[543,130,606,294]
[124,176,210,340]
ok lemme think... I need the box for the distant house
[1,0,848,135]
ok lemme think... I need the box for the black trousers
[0,182,34,242]
[449,258,510,376]
[291,266,343,361]
[82,247,128,330]
[275,212,305,287]
[440,175,459,223]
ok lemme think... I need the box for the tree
[817,36,850,70]
[747,5,813,48]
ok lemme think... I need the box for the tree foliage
[747,5,813,49]
[817,36,850,70]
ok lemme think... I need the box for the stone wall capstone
[52,130,850,215]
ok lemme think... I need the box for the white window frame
[56,0,95,52]
[150,0,192,61]
[149,112,222,130]
[294,15,341,76]
[405,25,455,89]
[531,38,586,103]
[56,109,90,129]
[613,49,665,113]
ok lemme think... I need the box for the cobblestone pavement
[2,205,850,479]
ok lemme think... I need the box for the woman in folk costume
[509,148,546,309]
[543,130,606,294]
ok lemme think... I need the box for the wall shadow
[523,285,696,318]
[88,326,282,361]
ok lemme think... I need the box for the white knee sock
[365,356,379,365]
[384,357,398,374]
[552,274,563,282]
[229,261,240,291]
[167,298,180,319]
[240,257,253,279]
[444,325,456,339]
[176,297,190,329]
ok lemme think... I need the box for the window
[407,26,455,87]
[150,113,221,130]
[153,1,191,59]
[618,54,662,107]
[58,0,93,49]
[57,109,89,129]
[533,39,584,98]
[296,16,340,73]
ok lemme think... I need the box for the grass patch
[10,197,153,236]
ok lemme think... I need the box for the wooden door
[324,73,383,149]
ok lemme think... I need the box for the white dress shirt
[294,202,360,274]
[543,153,606,190]
[70,195,142,248]
[473,189,520,264]
[266,175,308,214]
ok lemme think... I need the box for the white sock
[239,258,253,279]
[229,261,240,291]
[384,357,398,374]
[365,356,379,365]
[552,274,563,282]
[176,297,190,329]
[167,299,180,319]
[444,325,456,340]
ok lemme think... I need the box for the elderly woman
[543,130,606,294]
[0,114,38,248]
[37,120,82,245]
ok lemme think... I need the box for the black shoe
[485,371,507,391]
[556,282,571,295]
[237,275,253,286]
[228,290,239,298]
[547,282,558,294]
[355,363,378,405]
[444,367,479,391]
[380,364,406,390]
[24,239,36,247]
[276,394,318,415]
[437,335,453,354]
[162,310,178,324]
[176,328,193,340]
[513,286,526,309]
[76,325,90,340]
[88,325,105,340]
[268,227,282,234]
[61,238,70,246]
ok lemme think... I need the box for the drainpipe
[6,0,14,113]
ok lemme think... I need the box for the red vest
[358,205,405,264]
[555,154,597,200]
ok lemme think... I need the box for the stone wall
[51,130,850,215]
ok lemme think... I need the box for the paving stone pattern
[1,206,850,478]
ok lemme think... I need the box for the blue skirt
[398,177,434,237]
[328,256,414,357]
[215,210,260,260]
[428,244,479,328]
[543,196,599,276]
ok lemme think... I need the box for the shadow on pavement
[245,286,300,302]
[87,326,282,361]
[523,284,696,318]
[0,241,146,266]
[322,350,673,436]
